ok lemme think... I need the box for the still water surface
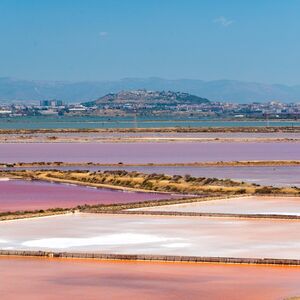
[1,257,300,300]
[0,180,177,212]
[1,115,300,129]
[1,142,299,163]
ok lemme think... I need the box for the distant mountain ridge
[1,77,300,103]
[83,90,210,107]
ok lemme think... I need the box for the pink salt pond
[1,142,300,163]
[1,257,300,300]
[0,179,178,212]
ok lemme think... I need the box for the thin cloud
[213,16,234,27]
[99,31,108,37]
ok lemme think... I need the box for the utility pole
[133,113,138,129]
[266,113,270,127]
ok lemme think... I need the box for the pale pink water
[139,196,300,216]
[1,142,299,163]
[1,257,300,300]
[0,180,176,212]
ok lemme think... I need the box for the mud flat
[1,142,300,163]
[2,126,300,134]
[3,131,300,143]
[1,213,300,259]
[0,180,178,212]
[0,257,300,300]
[132,196,300,216]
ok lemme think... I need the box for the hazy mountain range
[1,77,300,103]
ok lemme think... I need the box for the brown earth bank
[0,209,70,221]
[2,194,299,221]
[2,159,300,168]
[2,126,300,134]
[1,256,300,300]
[98,210,300,221]
[0,195,217,221]
[2,250,300,266]
[2,169,300,196]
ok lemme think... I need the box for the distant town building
[0,110,12,115]
[40,100,63,107]
[1,90,300,119]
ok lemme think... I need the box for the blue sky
[0,0,300,84]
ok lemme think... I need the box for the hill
[82,90,210,107]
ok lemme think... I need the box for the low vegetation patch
[2,169,299,196]
[1,126,300,135]
[2,159,300,169]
